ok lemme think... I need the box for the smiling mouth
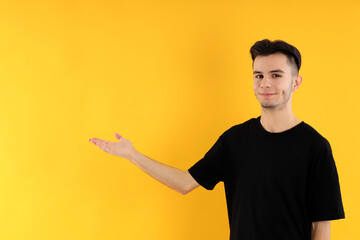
[260,93,276,96]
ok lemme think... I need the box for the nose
[260,76,272,88]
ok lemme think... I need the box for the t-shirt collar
[255,115,305,136]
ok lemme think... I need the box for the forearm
[128,150,198,195]
[311,221,330,240]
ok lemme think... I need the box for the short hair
[250,39,301,76]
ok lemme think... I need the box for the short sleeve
[307,138,345,222]
[188,131,228,190]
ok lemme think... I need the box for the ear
[292,75,303,92]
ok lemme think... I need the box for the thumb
[114,132,122,141]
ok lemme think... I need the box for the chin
[261,104,277,109]
[259,101,278,109]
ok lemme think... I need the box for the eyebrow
[253,69,285,75]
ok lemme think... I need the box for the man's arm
[128,150,200,195]
[311,221,330,240]
[89,133,200,195]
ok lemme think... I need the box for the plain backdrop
[0,0,359,239]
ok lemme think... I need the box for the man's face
[252,53,301,110]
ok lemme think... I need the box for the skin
[89,52,331,239]
[312,221,331,240]
[89,133,199,195]
[252,52,303,133]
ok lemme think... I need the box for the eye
[255,75,263,79]
[273,74,281,77]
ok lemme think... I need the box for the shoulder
[224,117,256,132]
[220,117,258,141]
[301,122,330,145]
[300,122,334,159]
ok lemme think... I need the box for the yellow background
[0,0,359,239]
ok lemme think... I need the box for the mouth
[259,93,276,97]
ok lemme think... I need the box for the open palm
[89,133,136,159]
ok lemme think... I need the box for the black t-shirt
[188,116,345,240]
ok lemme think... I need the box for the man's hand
[89,133,136,160]
[88,133,199,194]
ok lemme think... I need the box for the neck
[260,106,301,133]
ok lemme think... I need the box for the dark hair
[250,39,301,76]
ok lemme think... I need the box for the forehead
[253,53,290,71]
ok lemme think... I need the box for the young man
[89,39,345,240]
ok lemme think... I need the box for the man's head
[250,39,301,77]
[250,39,303,110]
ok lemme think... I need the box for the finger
[92,138,105,145]
[102,144,111,153]
[98,141,111,153]
[105,142,112,153]
[114,133,122,141]
[90,139,111,153]
[89,138,100,144]
[97,140,106,149]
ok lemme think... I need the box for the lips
[260,93,276,96]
